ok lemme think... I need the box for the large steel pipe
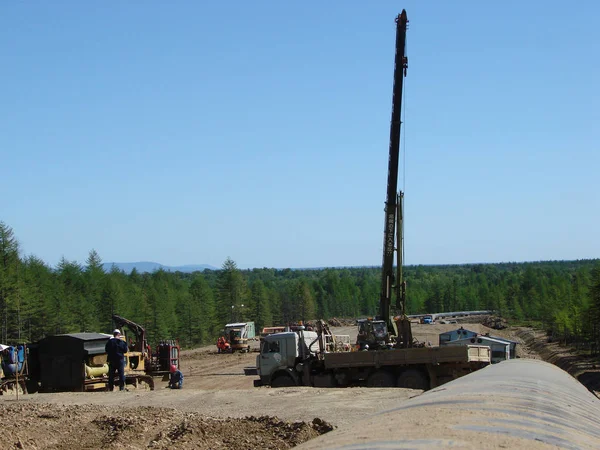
[298,359,600,449]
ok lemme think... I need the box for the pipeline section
[298,359,600,449]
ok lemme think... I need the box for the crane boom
[379,10,408,332]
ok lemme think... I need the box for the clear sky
[1,1,599,269]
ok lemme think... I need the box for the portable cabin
[438,327,478,346]
[224,322,255,339]
[36,333,110,392]
[481,333,518,359]
[444,335,511,363]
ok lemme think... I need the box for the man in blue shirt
[168,364,184,389]
[105,329,129,391]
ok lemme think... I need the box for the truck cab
[421,315,433,324]
[255,331,318,387]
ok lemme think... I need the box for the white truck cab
[256,330,318,387]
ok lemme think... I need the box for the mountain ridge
[102,261,218,274]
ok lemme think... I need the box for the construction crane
[358,10,411,350]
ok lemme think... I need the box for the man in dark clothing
[105,329,129,391]
[168,364,184,389]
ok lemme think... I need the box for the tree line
[1,221,599,349]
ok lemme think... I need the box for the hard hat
[170,364,177,373]
[113,329,121,335]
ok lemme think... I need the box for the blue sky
[1,1,598,269]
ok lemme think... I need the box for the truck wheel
[270,374,297,388]
[397,369,428,390]
[366,370,396,387]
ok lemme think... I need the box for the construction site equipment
[356,319,389,350]
[357,9,412,350]
[112,314,180,376]
[153,340,181,374]
[296,359,600,449]
[18,315,181,393]
[221,322,255,353]
[0,344,30,395]
[33,333,113,392]
[260,326,286,340]
[27,332,154,392]
[420,315,433,324]
[254,323,490,389]
[253,11,492,390]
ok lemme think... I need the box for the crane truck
[253,11,491,390]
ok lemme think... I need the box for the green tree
[0,222,21,342]
[216,258,247,325]
[21,255,55,341]
[250,279,271,330]
[187,273,217,344]
[294,279,316,323]
[55,257,85,334]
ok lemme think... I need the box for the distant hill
[102,262,218,274]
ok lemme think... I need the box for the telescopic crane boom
[379,10,408,334]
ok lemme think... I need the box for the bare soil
[0,327,417,449]
[1,322,597,449]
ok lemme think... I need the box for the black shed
[37,332,110,392]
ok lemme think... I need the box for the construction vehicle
[112,314,180,377]
[255,321,490,389]
[2,316,178,394]
[253,11,492,390]
[220,322,255,353]
[260,326,286,340]
[356,318,390,350]
[420,315,434,325]
[353,9,412,351]
[0,344,30,395]
[23,332,154,392]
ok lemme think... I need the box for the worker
[217,336,229,353]
[168,364,184,389]
[105,329,129,391]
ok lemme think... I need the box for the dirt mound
[515,328,600,398]
[0,403,334,450]
[481,315,508,330]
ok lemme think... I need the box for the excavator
[357,10,413,351]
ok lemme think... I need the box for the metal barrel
[297,359,600,449]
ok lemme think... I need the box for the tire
[366,370,396,388]
[397,369,428,390]
[270,374,297,388]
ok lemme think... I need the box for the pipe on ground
[298,359,600,449]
